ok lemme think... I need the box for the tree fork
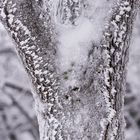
[0,0,139,139]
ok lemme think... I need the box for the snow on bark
[100,0,138,139]
[0,1,63,139]
[56,0,115,91]
[0,0,138,140]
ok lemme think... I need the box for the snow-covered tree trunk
[0,0,138,139]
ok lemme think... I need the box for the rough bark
[0,0,138,140]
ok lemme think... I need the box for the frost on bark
[0,0,138,140]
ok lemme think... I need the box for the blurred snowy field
[125,12,140,140]
[0,22,39,140]
[0,12,140,140]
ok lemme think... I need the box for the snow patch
[56,0,115,72]
[58,18,93,71]
[0,9,6,18]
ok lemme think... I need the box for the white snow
[115,15,121,21]
[56,0,115,73]
[0,9,6,18]
[58,18,93,71]
[104,70,110,87]
[15,19,31,35]
[20,38,30,45]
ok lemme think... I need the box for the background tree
[0,0,139,140]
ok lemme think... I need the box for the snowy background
[0,11,140,140]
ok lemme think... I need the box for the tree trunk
[0,0,138,139]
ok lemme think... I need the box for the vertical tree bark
[0,0,138,139]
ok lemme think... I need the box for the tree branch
[0,0,59,103]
